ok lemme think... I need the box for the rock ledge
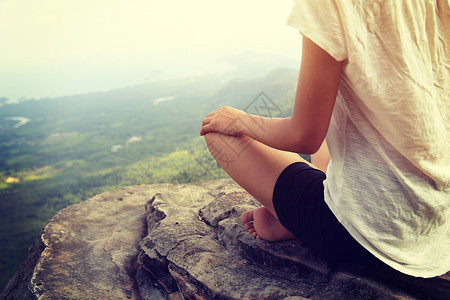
[2,179,449,299]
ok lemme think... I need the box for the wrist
[240,113,264,139]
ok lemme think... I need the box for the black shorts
[273,162,374,262]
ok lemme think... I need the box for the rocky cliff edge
[2,179,449,299]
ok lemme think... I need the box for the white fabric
[287,0,450,277]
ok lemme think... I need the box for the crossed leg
[203,132,329,242]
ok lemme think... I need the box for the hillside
[0,68,298,290]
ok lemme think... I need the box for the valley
[0,68,298,290]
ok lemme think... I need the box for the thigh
[204,132,307,217]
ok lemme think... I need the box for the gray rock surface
[2,179,449,299]
[2,183,170,300]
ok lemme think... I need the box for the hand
[200,106,248,136]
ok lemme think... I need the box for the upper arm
[291,36,343,153]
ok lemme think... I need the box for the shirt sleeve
[287,0,348,61]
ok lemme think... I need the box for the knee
[204,132,252,157]
[203,132,236,171]
[203,132,218,143]
[203,132,220,152]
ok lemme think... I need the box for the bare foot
[240,207,296,242]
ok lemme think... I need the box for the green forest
[0,68,298,290]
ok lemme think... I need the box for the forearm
[239,114,322,154]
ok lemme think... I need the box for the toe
[245,222,254,230]
[240,210,254,224]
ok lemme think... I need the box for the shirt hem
[323,180,449,278]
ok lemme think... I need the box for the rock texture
[2,183,171,300]
[2,179,449,299]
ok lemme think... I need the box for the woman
[200,0,449,278]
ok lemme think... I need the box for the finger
[202,117,212,126]
[200,123,213,136]
[200,124,209,136]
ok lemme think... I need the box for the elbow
[283,117,327,154]
[291,134,323,154]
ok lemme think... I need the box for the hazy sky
[0,0,301,100]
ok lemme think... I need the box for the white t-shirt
[287,0,450,278]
